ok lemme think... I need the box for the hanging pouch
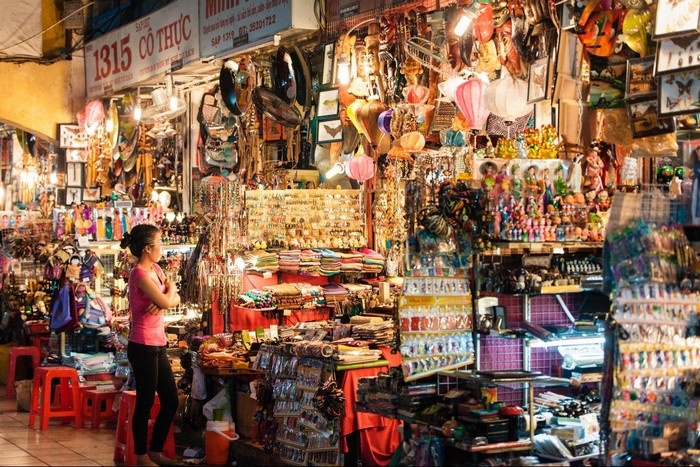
[65,254,82,281]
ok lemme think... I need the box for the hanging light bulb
[325,162,345,179]
[105,117,114,132]
[337,53,351,85]
[454,2,482,37]
[169,95,179,112]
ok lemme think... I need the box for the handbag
[50,284,79,332]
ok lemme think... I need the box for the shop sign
[199,0,315,58]
[84,0,199,98]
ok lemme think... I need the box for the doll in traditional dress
[567,153,584,194]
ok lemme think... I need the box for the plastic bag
[202,387,233,422]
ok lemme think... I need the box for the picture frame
[55,189,66,206]
[66,187,82,205]
[626,96,676,139]
[316,118,343,144]
[321,42,336,85]
[82,187,101,202]
[653,0,700,39]
[66,162,83,186]
[657,70,700,116]
[527,56,549,103]
[625,56,657,97]
[553,0,577,31]
[58,124,88,149]
[317,88,340,119]
[654,34,700,75]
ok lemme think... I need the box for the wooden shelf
[482,241,603,256]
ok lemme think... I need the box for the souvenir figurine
[584,145,605,192]
[567,153,583,194]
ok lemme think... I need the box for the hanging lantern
[346,147,376,182]
[358,99,388,146]
[484,77,532,122]
[455,77,490,131]
[77,99,106,134]
[378,109,393,134]
[346,99,367,135]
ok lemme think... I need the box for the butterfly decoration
[666,97,679,110]
[677,79,694,96]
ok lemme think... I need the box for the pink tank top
[128,264,167,346]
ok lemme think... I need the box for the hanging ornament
[455,77,491,131]
[345,147,376,182]
[484,77,532,122]
[358,99,389,146]
[346,99,367,135]
[378,109,393,134]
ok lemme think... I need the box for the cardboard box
[235,391,259,439]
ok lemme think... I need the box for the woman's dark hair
[119,224,160,257]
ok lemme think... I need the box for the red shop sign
[84,0,199,98]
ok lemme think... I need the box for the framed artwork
[82,187,101,202]
[626,96,676,139]
[553,0,577,31]
[527,56,549,103]
[653,0,700,39]
[625,56,657,97]
[321,42,336,85]
[55,189,66,206]
[317,88,340,119]
[657,70,700,116]
[66,187,82,205]
[316,118,343,143]
[58,124,88,149]
[655,34,700,75]
[66,162,83,186]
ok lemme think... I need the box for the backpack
[50,284,79,332]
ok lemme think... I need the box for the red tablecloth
[340,347,402,467]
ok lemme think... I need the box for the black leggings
[127,342,179,455]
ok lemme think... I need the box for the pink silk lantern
[455,78,490,131]
[346,151,376,182]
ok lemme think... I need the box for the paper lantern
[346,150,376,182]
[346,99,367,135]
[378,109,393,134]
[484,77,532,122]
[455,77,490,130]
[358,99,388,146]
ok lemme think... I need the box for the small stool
[6,346,41,399]
[28,366,82,430]
[83,388,120,428]
[114,390,175,464]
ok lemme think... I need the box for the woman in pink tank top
[121,224,180,466]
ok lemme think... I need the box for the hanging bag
[50,283,79,332]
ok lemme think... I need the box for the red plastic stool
[28,366,82,430]
[83,388,120,428]
[6,346,41,399]
[114,390,175,464]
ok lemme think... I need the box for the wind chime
[182,175,244,332]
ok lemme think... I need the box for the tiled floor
[0,384,119,466]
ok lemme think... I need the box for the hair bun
[119,232,131,249]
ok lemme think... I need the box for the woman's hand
[146,303,162,315]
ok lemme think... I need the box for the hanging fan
[404,37,453,76]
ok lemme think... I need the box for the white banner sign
[85,0,200,98]
[199,0,293,58]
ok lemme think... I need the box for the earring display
[245,189,366,249]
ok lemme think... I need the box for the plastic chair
[28,366,82,430]
[82,388,120,428]
[6,346,41,399]
[113,390,175,464]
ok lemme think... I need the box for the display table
[338,347,402,467]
